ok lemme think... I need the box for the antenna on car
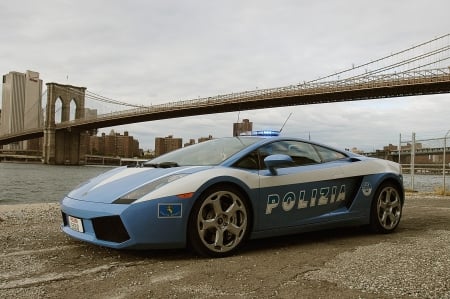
[279,112,293,133]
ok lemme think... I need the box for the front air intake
[92,216,130,243]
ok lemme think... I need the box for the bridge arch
[43,83,87,165]
[45,83,86,126]
[55,97,63,124]
[69,98,77,121]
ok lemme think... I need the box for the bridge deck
[1,69,450,146]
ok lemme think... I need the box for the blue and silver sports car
[61,135,404,257]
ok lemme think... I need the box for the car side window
[313,144,346,162]
[233,141,347,170]
[258,140,322,167]
[233,151,260,170]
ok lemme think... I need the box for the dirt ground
[1,192,449,299]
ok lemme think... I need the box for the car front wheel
[188,185,251,257]
[370,182,403,233]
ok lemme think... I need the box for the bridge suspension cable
[308,33,450,84]
[84,90,149,108]
[39,33,450,123]
[52,87,151,111]
[2,34,450,146]
[78,33,450,112]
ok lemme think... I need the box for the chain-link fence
[399,132,449,194]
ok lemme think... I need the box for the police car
[61,131,404,257]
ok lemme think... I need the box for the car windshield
[145,137,262,166]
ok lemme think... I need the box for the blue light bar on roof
[251,130,280,137]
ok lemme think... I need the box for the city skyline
[0,69,448,154]
[0,79,446,153]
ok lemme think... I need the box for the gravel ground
[305,229,450,298]
[0,192,449,298]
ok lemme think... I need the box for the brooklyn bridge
[1,34,450,164]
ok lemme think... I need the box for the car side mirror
[264,154,294,175]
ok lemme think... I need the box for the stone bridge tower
[43,83,87,165]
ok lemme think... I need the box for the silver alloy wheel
[196,190,248,254]
[376,186,402,230]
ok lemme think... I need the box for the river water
[0,163,110,205]
[0,162,447,205]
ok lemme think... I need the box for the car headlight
[113,174,188,204]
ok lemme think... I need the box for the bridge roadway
[1,68,450,146]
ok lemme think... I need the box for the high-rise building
[233,119,253,136]
[0,70,43,150]
[155,135,182,157]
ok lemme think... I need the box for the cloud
[1,0,450,152]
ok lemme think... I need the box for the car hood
[66,166,209,203]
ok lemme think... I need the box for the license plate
[68,215,84,233]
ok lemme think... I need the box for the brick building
[198,135,213,143]
[233,119,253,136]
[155,135,182,157]
[89,130,140,158]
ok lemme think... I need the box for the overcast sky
[1,0,450,151]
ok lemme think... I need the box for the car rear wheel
[370,182,402,233]
[188,185,251,257]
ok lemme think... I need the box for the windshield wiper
[143,162,179,168]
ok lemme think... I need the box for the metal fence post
[444,130,450,196]
[410,133,415,190]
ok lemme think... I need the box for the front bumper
[60,196,188,249]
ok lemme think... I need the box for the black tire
[370,182,403,233]
[188,185,251,257]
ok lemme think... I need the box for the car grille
[92,216,130,243]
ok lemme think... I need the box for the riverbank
[0,155,148,166]
[1,193,449,298]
